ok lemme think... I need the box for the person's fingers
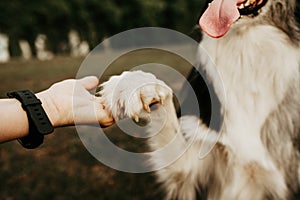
[97,108,114,127]
[78,76,99,90]
[94,98,114,126]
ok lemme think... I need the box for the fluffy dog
[99,0,300,199]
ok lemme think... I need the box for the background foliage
[0,0,205,56]
[0,1,206,199]
[0,55,190,200]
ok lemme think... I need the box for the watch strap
[7,90,54,149]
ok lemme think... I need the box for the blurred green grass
[0,56,165,200]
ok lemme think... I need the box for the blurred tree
[0,0,204,56]
[83,0,122,45]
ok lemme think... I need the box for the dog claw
[160,99,163,105]
[134,114,139,123]
[143,104,151,113]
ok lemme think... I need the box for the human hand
[36,76,114,127]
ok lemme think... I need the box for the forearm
[0,77,114,144]
[0,99,30,142]
[0,94,58,143]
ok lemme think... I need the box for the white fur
[197,23,299,199]
[99,71,172,122]
[100,19,300,200]
[202,24,299,163]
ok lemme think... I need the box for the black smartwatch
[7,90,54,149]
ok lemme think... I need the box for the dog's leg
[99,71,220,200]
[151,115,227,200]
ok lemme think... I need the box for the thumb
[78,76,99,90]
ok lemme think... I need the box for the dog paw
[98,71,173,122]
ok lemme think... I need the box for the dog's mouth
[238,0,267,16]
[199,0,268,38]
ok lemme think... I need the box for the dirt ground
[0,52,192,200]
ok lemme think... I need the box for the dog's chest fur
[198,24,300,196]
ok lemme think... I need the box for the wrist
[7,90,54,148]
[36,91,59,127]
[36,90,75,127]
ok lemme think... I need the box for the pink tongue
[199,0,240,38]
